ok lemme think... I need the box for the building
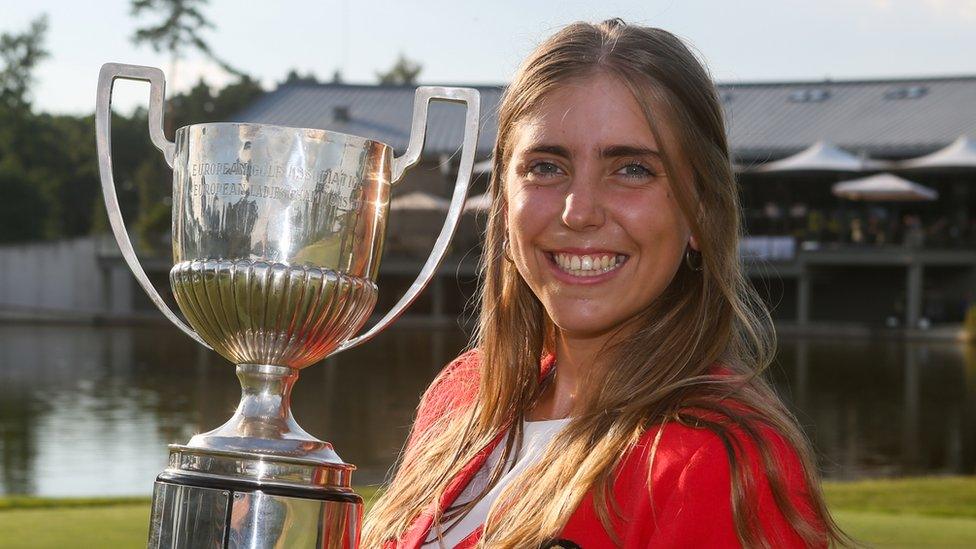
[4,76,975,337]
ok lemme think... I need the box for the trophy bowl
[95,63,479,548]
[170,124,388,369]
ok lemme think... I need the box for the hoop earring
[502,237,513,263]
[684,247,703,272]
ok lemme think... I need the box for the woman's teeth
[551,253,627,277]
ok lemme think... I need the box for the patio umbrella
[389,191,451,211]
[751,140,888,174]
[473,158,493,174]
[897,135,976,172]
[387,192,452,253]
[832,173,938,201]
[463,192,492,213]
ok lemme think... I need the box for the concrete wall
[0,236,107,318]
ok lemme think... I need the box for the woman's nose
[560,178,605,231]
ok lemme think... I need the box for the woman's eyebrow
[524,144,571,158]
[601,145,661,159]
[523,144,661,160]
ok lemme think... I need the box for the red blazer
[387,351,825,548]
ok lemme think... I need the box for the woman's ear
[688,203,703,251]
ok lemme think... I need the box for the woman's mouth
[547,252,628,278]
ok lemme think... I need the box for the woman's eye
[616,163,655,178]
[528,161,564,177]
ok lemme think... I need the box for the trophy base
[148,446,362,548]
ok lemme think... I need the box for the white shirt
[421,417,572,549]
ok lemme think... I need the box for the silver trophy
[95,63,479,548]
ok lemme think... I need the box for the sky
[2,0,975,115]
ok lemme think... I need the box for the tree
[0,15,50,242]
[0,8,264,245]
[376,54,422,86]
[0,161,47,242]
[0,15,49,113]
[132,154,171,252]
[280,68,343,85]
[281,69,320,86]
[167,74,263,130]
[130,0,243,91]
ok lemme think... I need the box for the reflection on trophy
[95,63,479,548]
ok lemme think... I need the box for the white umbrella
[752,140,888,174]
[473,158,493,174]
[832,173,938,202]
[897,135,976,171]
[389,191,451,211]
[463,192,492,213]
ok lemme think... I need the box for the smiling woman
[364,19,854,549]
[504,74,695,346]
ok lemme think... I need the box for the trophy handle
[334,86,481,354]
[95,62,211,348]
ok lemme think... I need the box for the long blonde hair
[364,20,852,548]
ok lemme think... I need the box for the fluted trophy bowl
[170,123,388,371]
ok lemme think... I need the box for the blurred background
[0,1,974,546]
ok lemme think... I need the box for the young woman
[364,19,852,548]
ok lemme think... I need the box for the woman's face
[504,73,697,341]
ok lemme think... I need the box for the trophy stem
[185,363,343,463]
[233,363,303,439]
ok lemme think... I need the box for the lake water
[0,323,973,496]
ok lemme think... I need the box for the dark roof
[722,75,976,160]
[231,75,976,161]
[231,83,504,158]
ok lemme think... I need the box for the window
[883,86,928,100]
[788,88,831,103]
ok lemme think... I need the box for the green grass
[0,495,150,511]
[824,476,976,519]
[0,478,973,548]
[825,476,976,547]
[833,510,976,548]
[0,504,150,549]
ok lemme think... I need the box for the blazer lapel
[399,429,508,548]
[399,353,556,548]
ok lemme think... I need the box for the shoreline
[1,475,974,512]
[4,480,974,547]
[2,310,972,342]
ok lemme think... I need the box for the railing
[744,210,976,251]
